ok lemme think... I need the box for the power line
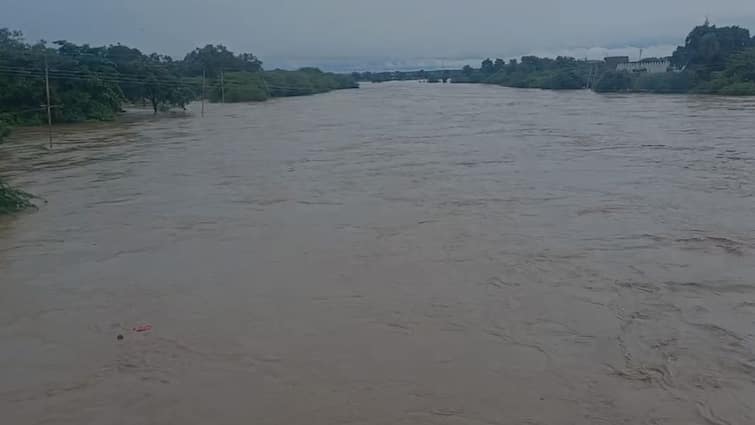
[0,67,329,91]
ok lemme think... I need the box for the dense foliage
[353,57,597,89]
[265,68,358,97]
[704,47,755,95]
[0,177,35,214]
[0,29,195,126]
[183,44,262,78]
[211,71,268,102]
[0,124,35,214]
[207,68,358,103]
[595,22,755,95]
[353,69,456,83]
[456,56,596,89]
[359,22,754,96]
[0,29,357,136]
[671,22,752,75]
[463,23,753,94]
[593,71,692,93]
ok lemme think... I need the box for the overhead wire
[0,66,318,91]
[1,50,338,91]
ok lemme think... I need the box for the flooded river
[1,82,754,424]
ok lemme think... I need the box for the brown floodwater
[1,82,754,424]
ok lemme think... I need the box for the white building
[616,60,671,74]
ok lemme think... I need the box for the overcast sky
[2,0,754,70]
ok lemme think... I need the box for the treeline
[354,56,600,89]
[455,56,596,89]
[595,22,755,94]
[360,22,755,95]
[352,69,458,83]
[0,29,357,133]
[213,68,357,103]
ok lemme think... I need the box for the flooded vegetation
[1,83,755,424]
[0,178,35,213]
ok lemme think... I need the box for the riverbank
[0,28,357,132]
[208,69,358,103]
[354,23,755,96]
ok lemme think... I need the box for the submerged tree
[0,178,36,214]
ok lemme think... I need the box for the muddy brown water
[1,82,754,424]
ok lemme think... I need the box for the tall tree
[481,58,495,74]
[671,21,751,71]
[141,54,193,114]
[183,44,262,77]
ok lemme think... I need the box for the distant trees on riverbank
[455,55,595,89]
[593,22,754,94]
[354,22,755,95]
[211,68,357,103]
[453,22,754,94]
[0,29,357,136]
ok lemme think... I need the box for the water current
[1,82,754,424]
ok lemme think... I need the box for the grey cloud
[2,0,754,70]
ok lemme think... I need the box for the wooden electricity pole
[201,69,206,117]
[44,55,53,148]
[220,70,225,104]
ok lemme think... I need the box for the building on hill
[616,60,671,74]
[604,56,630,69]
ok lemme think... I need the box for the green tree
[722,47,755,81]
[712,47,755,95]
[183,44,262,77]
[593,71,633,92]
[48,41,124,122]
[481,58,495,74]
[141,55,193,113]
[671,21,751,72]
[0,177,35,214]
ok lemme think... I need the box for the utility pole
[44,55,53,148]
[201,68,206,117]
[220,70,225,104]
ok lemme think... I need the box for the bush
[0,119,10,141]
[264,69,357,98]
[211,72,269,102]
[211,69,356,103]
[717,81,755,95]
[691,76,731,93]
[541,69,586,89]
[482,68,586,90]
[633,72,692,93]
[593,71,633,92]
[0,178,35,214]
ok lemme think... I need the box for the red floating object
[132,324,153,333]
